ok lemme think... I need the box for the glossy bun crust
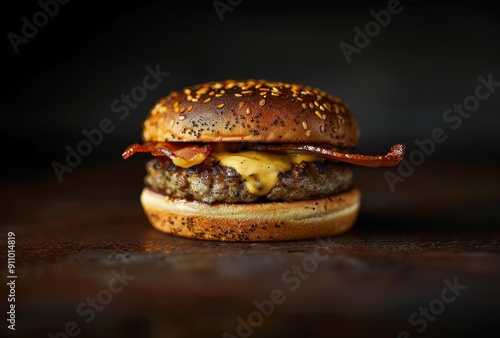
[141,187,360,242]
[142,79,360,148]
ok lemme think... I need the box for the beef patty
[144,155,353,204]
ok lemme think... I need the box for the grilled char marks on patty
[145,156,353,204]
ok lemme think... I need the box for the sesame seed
[187,105,193,112]
[191,98,198,102]
[241,90,253,94]
[323,103,331,111]
[319,105,325,111]
[309,102,314,108]
[302,121,308,129]
[333,105,339,114]
[271,92,280,96]
[184,88,191,95]
[314,100,319,107]
[170,119,175,127]
[301,103,307,109]
[306,130,312,137]
[217,103,225,109]
[178,115,186,120]
[179,106,186,113]
[322,114,327,120]
[215,93,224,97]
[212,82,223,89]
[296,97,303,101]
[241,82,254,90]
[260,92,267,96]
[203,97,211,103]
[259,99,266,107]
[234,93,242,97]
[209,91,215,96]
[320,125,325,133]
[174,106,180,113]
[340,105,345,113]
[239,102,245,108]
[259,88,270,91]
[246,107,251,114]
[315,111,322,119]
[255,83,262,89]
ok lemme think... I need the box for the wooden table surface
[1,160,499,338]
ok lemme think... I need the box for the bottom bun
[140,187,360,242]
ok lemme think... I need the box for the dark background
[1,2,500,337]
[2,0,500,182]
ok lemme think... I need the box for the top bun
[142,79,360,148]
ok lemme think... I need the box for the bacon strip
[122,142,212,168]
[246,143,406,168]
[123,141,405,168]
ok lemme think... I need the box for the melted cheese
[212,151,322,195]
[172,152,207,168]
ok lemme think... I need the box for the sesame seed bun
[142,79,360,148]
[141,186,360,242]
[127,79,368,241]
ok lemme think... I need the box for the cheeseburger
[123,79,405,241]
